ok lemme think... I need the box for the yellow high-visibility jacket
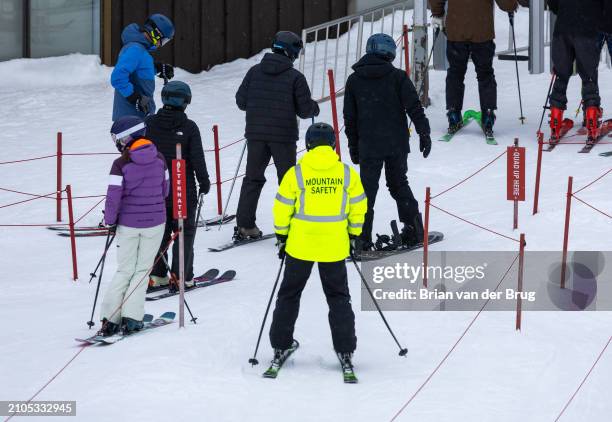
[273,145,367,262]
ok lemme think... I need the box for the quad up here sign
[507,138,525,230]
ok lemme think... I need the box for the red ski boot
[585,106,602,145]
[549,107,564,142]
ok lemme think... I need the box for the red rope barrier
[390,254,519,421]
[0,190,61,209]
[0,223,66,227]
[572,195,612,219]
[62,152,118,156]
[431,150,507,199]
[553,335,612,422]
[429,203,520,243]
[74,197,106,225]
[0,155,56,165]
[0,187,60,199]
[573,168,611,195]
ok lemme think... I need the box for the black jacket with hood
[343,54,430,160]
[547,0,604,37]
[235,52,319,143]
[145,107,210,203]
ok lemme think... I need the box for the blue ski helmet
[305,122,336,151]
[271,31,303,62]
[110,116,147,152]
[162,81,192,110]
[366,33,397,61]
[144,14,175,49]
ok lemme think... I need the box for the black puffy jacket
[236,52,319,143]
[145,108,210,202]
[603,0,612,33]
[343,54,430,160]
[547,0,604,37]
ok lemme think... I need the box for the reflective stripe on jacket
[273,146,367,262]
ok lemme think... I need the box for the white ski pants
[100,224,165,324]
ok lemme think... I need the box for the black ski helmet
[305,122,336,151]
[271,31,303,62]
[161,81,192,110]
[366,33,397,61]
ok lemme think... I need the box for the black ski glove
[127,92,152,115]
[155,62,174,81]
[419,134,432,158]
[199,178,211,196]
[349,234,359,255]
[349,148,359,165]
[276,234,288,260]
[103,223,117,234]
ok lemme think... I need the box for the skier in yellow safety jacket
[268,122,367,378]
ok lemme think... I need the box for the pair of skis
[75,312,175,345]
[261,340,358,384]
[438,109,497,145]
[146,269,236,301]
[545,119,612,153]
[48,214,236,238]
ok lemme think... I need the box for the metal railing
[298,0,414,102]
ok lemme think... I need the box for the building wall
[106,0,348,73]
[348,0,413,14]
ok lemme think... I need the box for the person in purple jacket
[99,116,169,336]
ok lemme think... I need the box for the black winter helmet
[272,31,303,62]
[161,81,192,110]
[305,122,336,151]
[366,33,397,62]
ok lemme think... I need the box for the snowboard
[146,268,219,294]
[208,233,275,252]
[263,340,300,379]
[197,214,236,228]
[75,313,175,345]
[437,110,476,142]
[145,270,237,301]
[353,231,445,262]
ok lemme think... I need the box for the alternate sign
[507,146,525,201]
[172,159,187,219]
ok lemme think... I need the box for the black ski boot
[121,317,144,335]
[447,109,463,134]
[401,213,425,248]
[482,109,496,138]
[232,225,262,242]
[263,340,300,378]
[336,352,358,383]
[98,318,120,337]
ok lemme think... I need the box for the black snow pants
[269,254,357,353]
[550,33,601,110]
[236,140,297,229]
[359,153,419,243]
[446,40,497,112]
[151,195,197,282]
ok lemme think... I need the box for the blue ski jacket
[111,24,156,121]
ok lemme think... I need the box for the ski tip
[159,311,176,320]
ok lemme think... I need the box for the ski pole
[349,252,408,356]
[509,12,526,124]
[248,255,285,366]
[219,139,247,231]
[408,28,441,132]
[195,192,205,231]
[160,253,198,324]
[574,100,583,119]
[87,230,116,328]
[538,72,556,134]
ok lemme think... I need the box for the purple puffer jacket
[104,139,169,228]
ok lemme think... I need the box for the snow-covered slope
[1,8,611,422]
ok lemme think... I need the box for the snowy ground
[1,8,611,422]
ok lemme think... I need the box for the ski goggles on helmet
[111,122,146,151]
[145,19,171,47]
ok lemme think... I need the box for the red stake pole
[213,125,223,215]
[516,233,525,330]
[66,185,78,281]
[403,24,410,76]
[533,131,544,215]
[423,187,431,288]
[56,132,62,222]
[327,69,341,159]
[560,176,573,289]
